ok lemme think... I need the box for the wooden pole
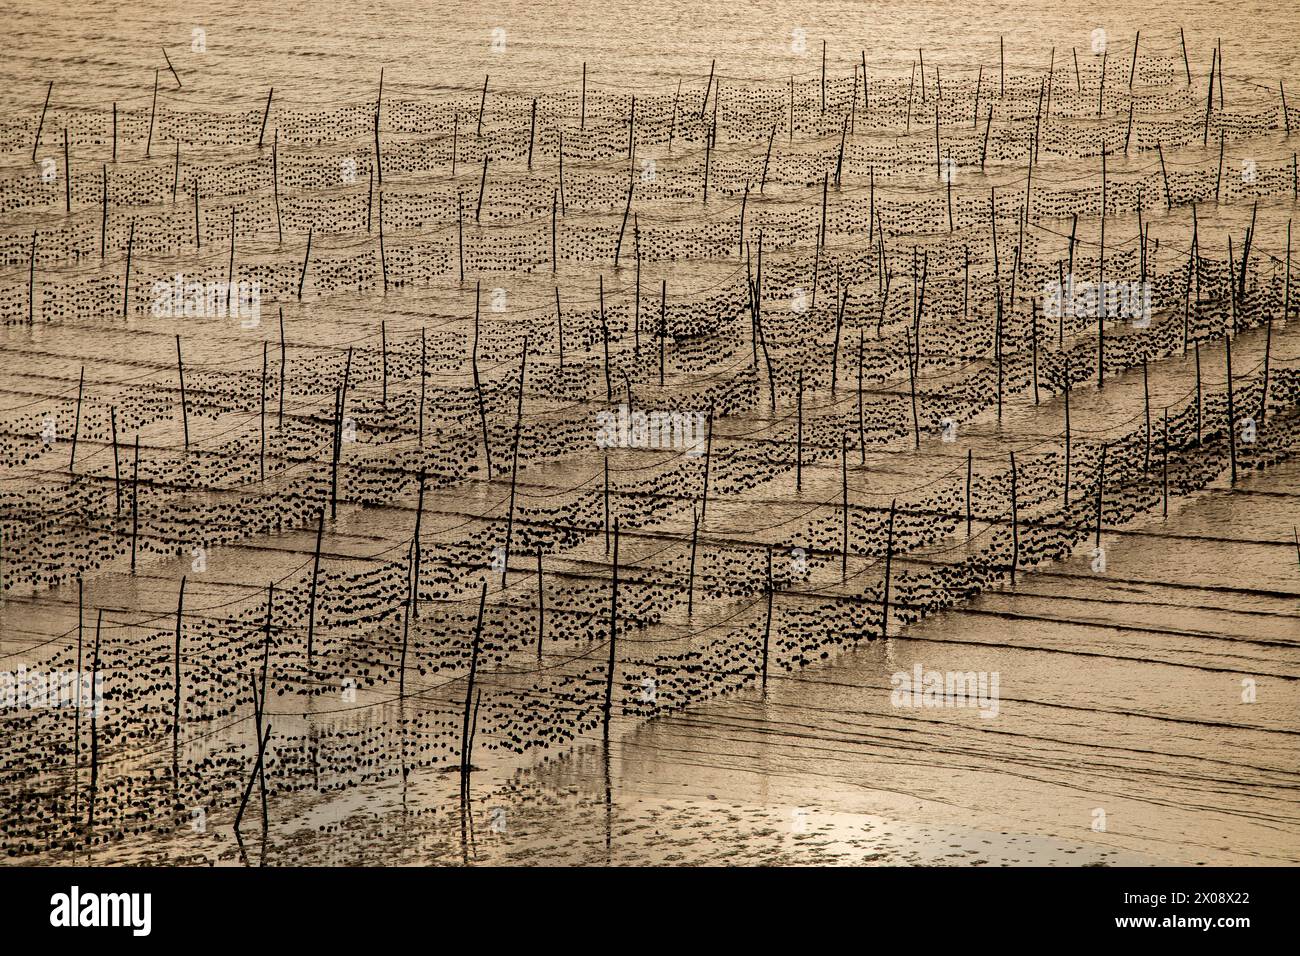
[702,129,711,203]
[555,286,565,376]
[28,231,35,323]
[703,59,715,119]
[380,320,388,409]
[298,225,312,299]
[110,407,121,513]
[614,174,634,266]
[279,308,286,426]
[1195,342,1202,444]
[536,549,545,659]
[858,328,866,463]
[329,386,342,520]
[701,403,715,519]
[1162,408,1169,516]
[146,70,158,158]
[1009,451,1018,586]
[460,582,486,773]
[418,324,426,443]
[63,128,71,212]
[33,81,51,162]
[527,97,537,168]
[472,281,492,478]
[225,206,237,315]
[796,368,803,491]
[880,499,896,639]
[87,609,102,835]
[258,88,273,148]
[171,576,186,794]
[687,504,699,616]
[69,365,83,474]
[501,337,528,588]
[130,433,140,572]
[1157,140,1171,210]
[831,282,845,393]
[476,73,488,138]
[307,507,324,666]
[476,155,488,221]
[72,580,83,817]
[841,436,849,578]
[1225,335,1238,485]
[600,275,611,401]
[374,69,384,186]
[162,46,182,88]
[122,220,134,317]
[1095,443,1107,548]
[410,471,425,618]
[260,341,267,480]
[1205,47,1216,145]
[761,546,772,689]
[1031,300,1040,404]
[1092,50,1109,116]
[602,519,620,742]
[1064,356,1071,507]
[378,190,388,292]
[1143,356,1151,470]
[907,325,920,448]
[966,449,973,537]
